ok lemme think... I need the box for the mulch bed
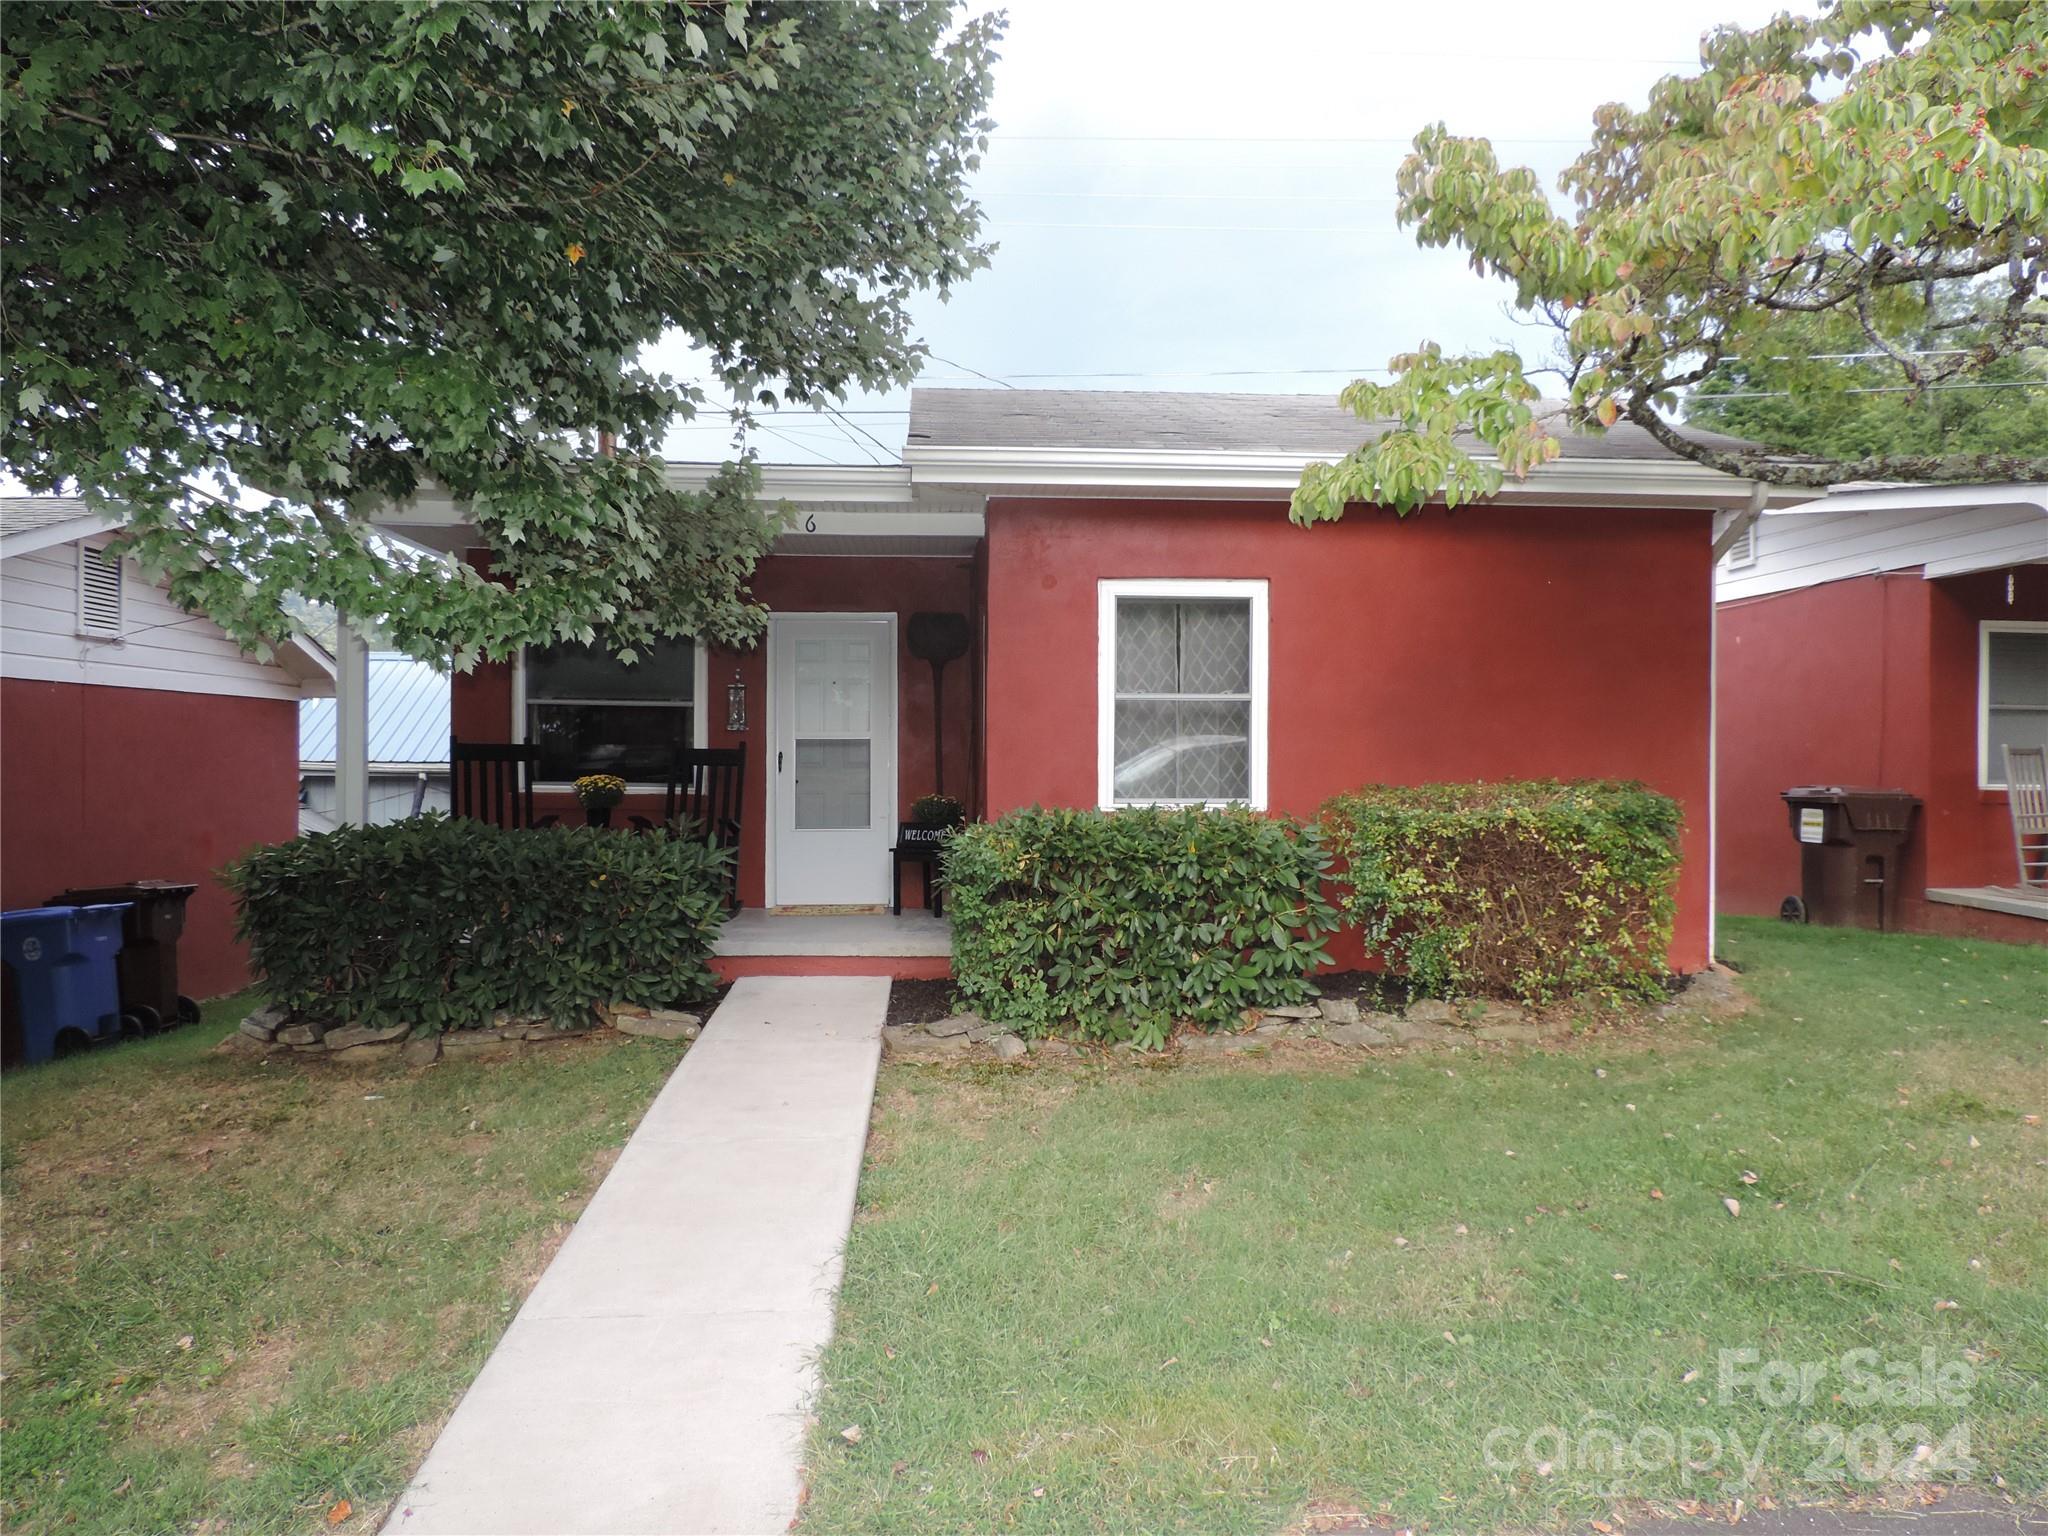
[883,978,961,1027]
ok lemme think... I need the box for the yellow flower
[566,242,585,265]
[562,97,577,118]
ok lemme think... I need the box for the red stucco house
[1714,482,2048,944]
[373,389,1766,977]
[1,498,334,997]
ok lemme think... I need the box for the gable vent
[77,545,125,638]
[1720,521,1758,570]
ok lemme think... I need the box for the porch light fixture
[726,669,749,733]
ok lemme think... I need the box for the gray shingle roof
[0,496,114,540]
[906,388,1759,462]
[300,652,451,765]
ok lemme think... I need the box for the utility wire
[980,188,1404,204]
[989,219,1413,234]
[822,404,901,464]
[927,354,1016,389]
[1692,379,2047,401]
[746,419,886,467]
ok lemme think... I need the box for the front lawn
[806,919,2048,1532]
[0,994,686,1535]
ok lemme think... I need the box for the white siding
[1,540,308,700]
[1717,500,2048,603]
[300,770,450,827]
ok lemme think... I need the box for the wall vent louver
[77,544,124,637]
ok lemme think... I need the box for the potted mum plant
[901,793,965,848]
[574,773,628,828]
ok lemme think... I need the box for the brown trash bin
[47,881,201,1032]
[1780,787,1920,931]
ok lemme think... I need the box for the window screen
[1110,598,1253,803]
[1984,627,2048,786]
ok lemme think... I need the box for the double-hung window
[522,636,702,785]
[1980,621,2048,788]
[1098,579,1267,808]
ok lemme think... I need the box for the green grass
[805,920,2048,1533]
[0,993,686,1535]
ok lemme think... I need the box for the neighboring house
[1715,483,2048,944]
[0,497,334,996]
[369,388,1773,975]
[299,651,451,832]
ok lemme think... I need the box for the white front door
[771,614,896,907]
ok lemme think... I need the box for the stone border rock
[218,1000,706,1064]
[881,970,1748,1065]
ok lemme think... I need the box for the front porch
[1926,883,2048,923]
[352,463,987,921]
[710,908,953,981]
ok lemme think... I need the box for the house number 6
[804,513,818,532]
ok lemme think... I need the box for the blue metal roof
[300,652,451,766]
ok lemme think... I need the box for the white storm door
[772,614,896,906]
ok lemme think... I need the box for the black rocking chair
[633,744,747,910]
[449,736,555,830]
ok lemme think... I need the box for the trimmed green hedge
[943,806,1338,1046]
[224,814,730,1032]
[1318,779,1682,1003]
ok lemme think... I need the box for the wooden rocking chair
[450,737,555,830]
[2004,744,2048,890]
[631,744,747,910]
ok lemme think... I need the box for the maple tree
[4,1,999,661]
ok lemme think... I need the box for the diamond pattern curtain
[1112,599,1252,802]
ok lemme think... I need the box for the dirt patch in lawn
[867,1071,1080,1164]
[1273,1500,1388,1536]
[1156,1168,1220,1221]
[136,1324,305,1453]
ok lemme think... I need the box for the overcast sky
[650,0,1785,467]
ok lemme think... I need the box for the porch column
[334,613,371,826]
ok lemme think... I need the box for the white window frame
[513,641,710,793]
[1979,619,2048,790]
[1097,578,1268,811]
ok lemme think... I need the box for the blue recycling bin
[1,904,131,1067]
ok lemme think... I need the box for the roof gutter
[903,444,1770,509]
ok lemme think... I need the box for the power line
[914,349,2026,387]
[822,403,900,464]
[987,128,1655,144]
[928,353,1015,390]
[922,365,1394,382]
[989,219,1411,234]
[1692,379,2048,401]
[745,419,886,467]
[980,188,1403,204]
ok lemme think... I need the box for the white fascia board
[678,462,914,504]
[0,513,128,562]
[366,464,933,536]
[787,507,986,539]
[277,633,337,691]
[1762,482,2048,519]
[903,445,1762,508]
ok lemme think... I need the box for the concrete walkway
[385,976,889,1536]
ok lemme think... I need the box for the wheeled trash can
[1781,787,1920,932]
[50,881,201,1032]
[1,904,133,1066]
